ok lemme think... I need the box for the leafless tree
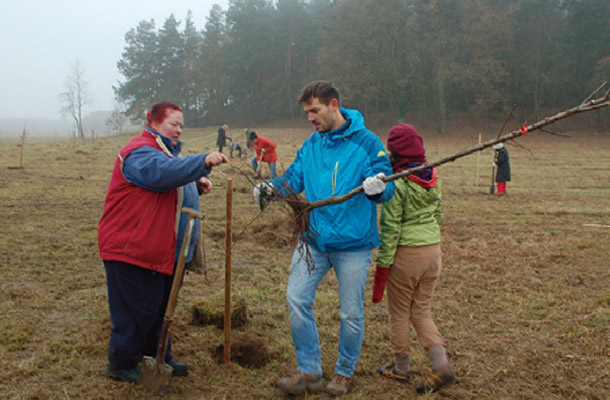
[105,104,128,136]
[60,59,92,139]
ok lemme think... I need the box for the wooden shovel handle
[182,207,204,220]
[155,207,204,362]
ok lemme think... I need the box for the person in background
[250,131,278,179]
[217,124,231,153]
[98,102,229,384]
[254,81,394,397]
[244,128,255,158]
[493,143,510,194]
[230,141,242,159]
[371,124,454,394]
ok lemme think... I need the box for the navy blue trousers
[104,260,176,369]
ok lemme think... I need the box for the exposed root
[282,193,316,273]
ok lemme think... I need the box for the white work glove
[363,173,387,196]
[492,162,497,167]
[253,182,274,210]
[261,149,266,155]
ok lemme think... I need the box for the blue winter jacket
[122,128,211,264]
[271,108,394,252]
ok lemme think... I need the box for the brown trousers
[387,243,444,355]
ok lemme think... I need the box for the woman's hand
[205,152,229,168]
[198,177,213,195]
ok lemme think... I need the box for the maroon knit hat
[387,124,426,162]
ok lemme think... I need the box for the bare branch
[243,86,609,268]
[583,81,607,104]
[539,128,571,138]
[505,139,533,156]
[303,86,610,210]
[496,104,516,140]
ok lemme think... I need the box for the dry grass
[0,123,608,399]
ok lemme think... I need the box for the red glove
[372,265,390,303]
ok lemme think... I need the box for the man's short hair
[297,80,340,106]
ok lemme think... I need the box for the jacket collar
[407,168,438,189]
[145,127,182,155]
[321,108,365,145]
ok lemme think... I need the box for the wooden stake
[476,133,481,187]
[18,131,26,168]
[223,178,233,363]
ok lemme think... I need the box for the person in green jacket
[371,124,455,394]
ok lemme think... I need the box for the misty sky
[1,0,228,120]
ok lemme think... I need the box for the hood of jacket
[319,108,365,146]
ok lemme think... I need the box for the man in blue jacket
[254,81,394,396]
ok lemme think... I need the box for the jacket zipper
[332,161,338,196]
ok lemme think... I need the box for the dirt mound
[192,294,248,329]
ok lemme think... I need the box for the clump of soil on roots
[252,192,311,249]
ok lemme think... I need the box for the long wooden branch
[304,83,610,210]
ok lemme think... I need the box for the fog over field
[0,113,140,138]
[0,0,228,126]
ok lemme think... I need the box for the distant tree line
[114,0,610,131]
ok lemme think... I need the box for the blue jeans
[286,243,371,378]
[251,156,277,178]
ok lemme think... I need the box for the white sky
[0,0,228,119]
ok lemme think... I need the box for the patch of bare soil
[213,332,277,368]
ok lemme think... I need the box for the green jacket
[375,174,442,268]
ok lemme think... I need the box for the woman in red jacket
[98,102,228,383]
[249,131,278,179]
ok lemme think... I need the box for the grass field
[0,122,608,399]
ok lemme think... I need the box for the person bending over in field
[372,124,455,394]
[253,80,395,397]
[98,102,228,384]
[244,128,255,158]
[250,131,278,179]
[230,141,242,158]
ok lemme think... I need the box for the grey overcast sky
[0,0,228,119]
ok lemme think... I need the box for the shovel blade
[140,356,172,392]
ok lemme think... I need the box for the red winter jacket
[98,131,181,275]
[253,136,278,163]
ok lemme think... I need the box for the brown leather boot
[379,364,410,383]
[276,371,323,395]
[325,373,351,396]
[416,365,455,394]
